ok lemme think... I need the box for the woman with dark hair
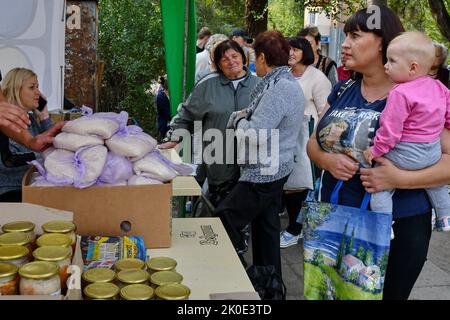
[307,5,445,300]
[155,76,171,139]
[160,39,259,209]
[216,31,304,277]
[280,37,332,248]
[298,26,338,86]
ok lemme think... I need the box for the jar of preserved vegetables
[120,284,154,300]
[114,258,145,272]
[0,262,19,295]
[82,267,116,286]
[155,283,191,300]
[36,233,72,256]
[0,232,33,251]
[150,270,183,288]
[116,268,149,288]
[0,245,30,266]
[19,261,61,296]
[84,282,120,300]
[33,246,72,290]
[41,220,76,246]
[2,221,36,243]
[146,257,177,274]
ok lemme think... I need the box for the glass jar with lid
[0,245,30,266]
[19,261,61,295]
[36,233,72,256]
[150,270,183,288]
[155,283,191,300]
[146,257,177,274]
[120,284,154,300]
[116,268,149,288]
[84,282,120,300]
[41,220,76,246]
[82,268,116,286]
[0,232,33,251]
[114,258,145,272]
[0,262,19,295]
[33,246,72,291]
[2,221,36,243]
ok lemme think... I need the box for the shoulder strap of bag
[331,180,371,209]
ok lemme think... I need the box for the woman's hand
[325,153,360,181]
[0,101,31,132]
[158,141,179,150]
[360,157,400,193]
[27,121,65,152]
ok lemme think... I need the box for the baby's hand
[363,148,373,165]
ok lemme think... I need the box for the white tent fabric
[0,0,65,111]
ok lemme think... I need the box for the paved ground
[244,214,450,300]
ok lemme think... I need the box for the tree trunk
[428,0,450,42]
[245,0,268,38]
[366,0,387,6]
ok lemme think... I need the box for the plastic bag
[105,125,157,161]
[31,149,77,185]
[98,152,134,185]
[54,132,104,152]
[73,145,108,188]
[127,175,163,185]
[62,106,128,139]
[133,151,178,182]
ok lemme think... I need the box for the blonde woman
[0,67,53,201]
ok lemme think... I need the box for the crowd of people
[1,4,449,301]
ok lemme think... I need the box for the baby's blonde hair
[1,67,37,108]
[389,31,436,73]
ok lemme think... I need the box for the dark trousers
[0,190,22,202]
[383,211,432,300]
[215,177,287,276]
[283,190,308,236]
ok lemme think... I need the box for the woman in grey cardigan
[216,30,304,277]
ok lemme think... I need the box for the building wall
[65,0,98,110]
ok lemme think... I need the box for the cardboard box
[49,111,81,123]
[22,169,172,248]
[0,203,83,300]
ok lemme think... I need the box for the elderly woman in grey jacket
[160,40,260,208]
[216,30,304,277]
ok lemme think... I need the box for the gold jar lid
[2,221,35,233]
[42,220,76,234]
[0,232,32,246]
[82,268,116,283]
[0,245,29,260]
[117,268,149,284]
[19,261,59,279]
[150,270,183,287]
[114,258,145,271]
[120,284,154,300]
[155,283,191,300]
[146,257,177,272]
[84,282,119,299]
[0,262,19,278]
[33,246,71,262]
[36,233,71,248]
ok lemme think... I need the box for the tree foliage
[98,0,165,136]
[196,0,245,36]
[268,0,304,37]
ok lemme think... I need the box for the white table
[148,218,258,300]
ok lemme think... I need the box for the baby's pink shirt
[371,76,450,158]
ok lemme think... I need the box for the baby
[363,31,450,231]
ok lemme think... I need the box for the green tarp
[160,0,197,116]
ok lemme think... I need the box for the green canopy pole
[160,0,197,117]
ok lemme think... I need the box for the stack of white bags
[30,106,194,188]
